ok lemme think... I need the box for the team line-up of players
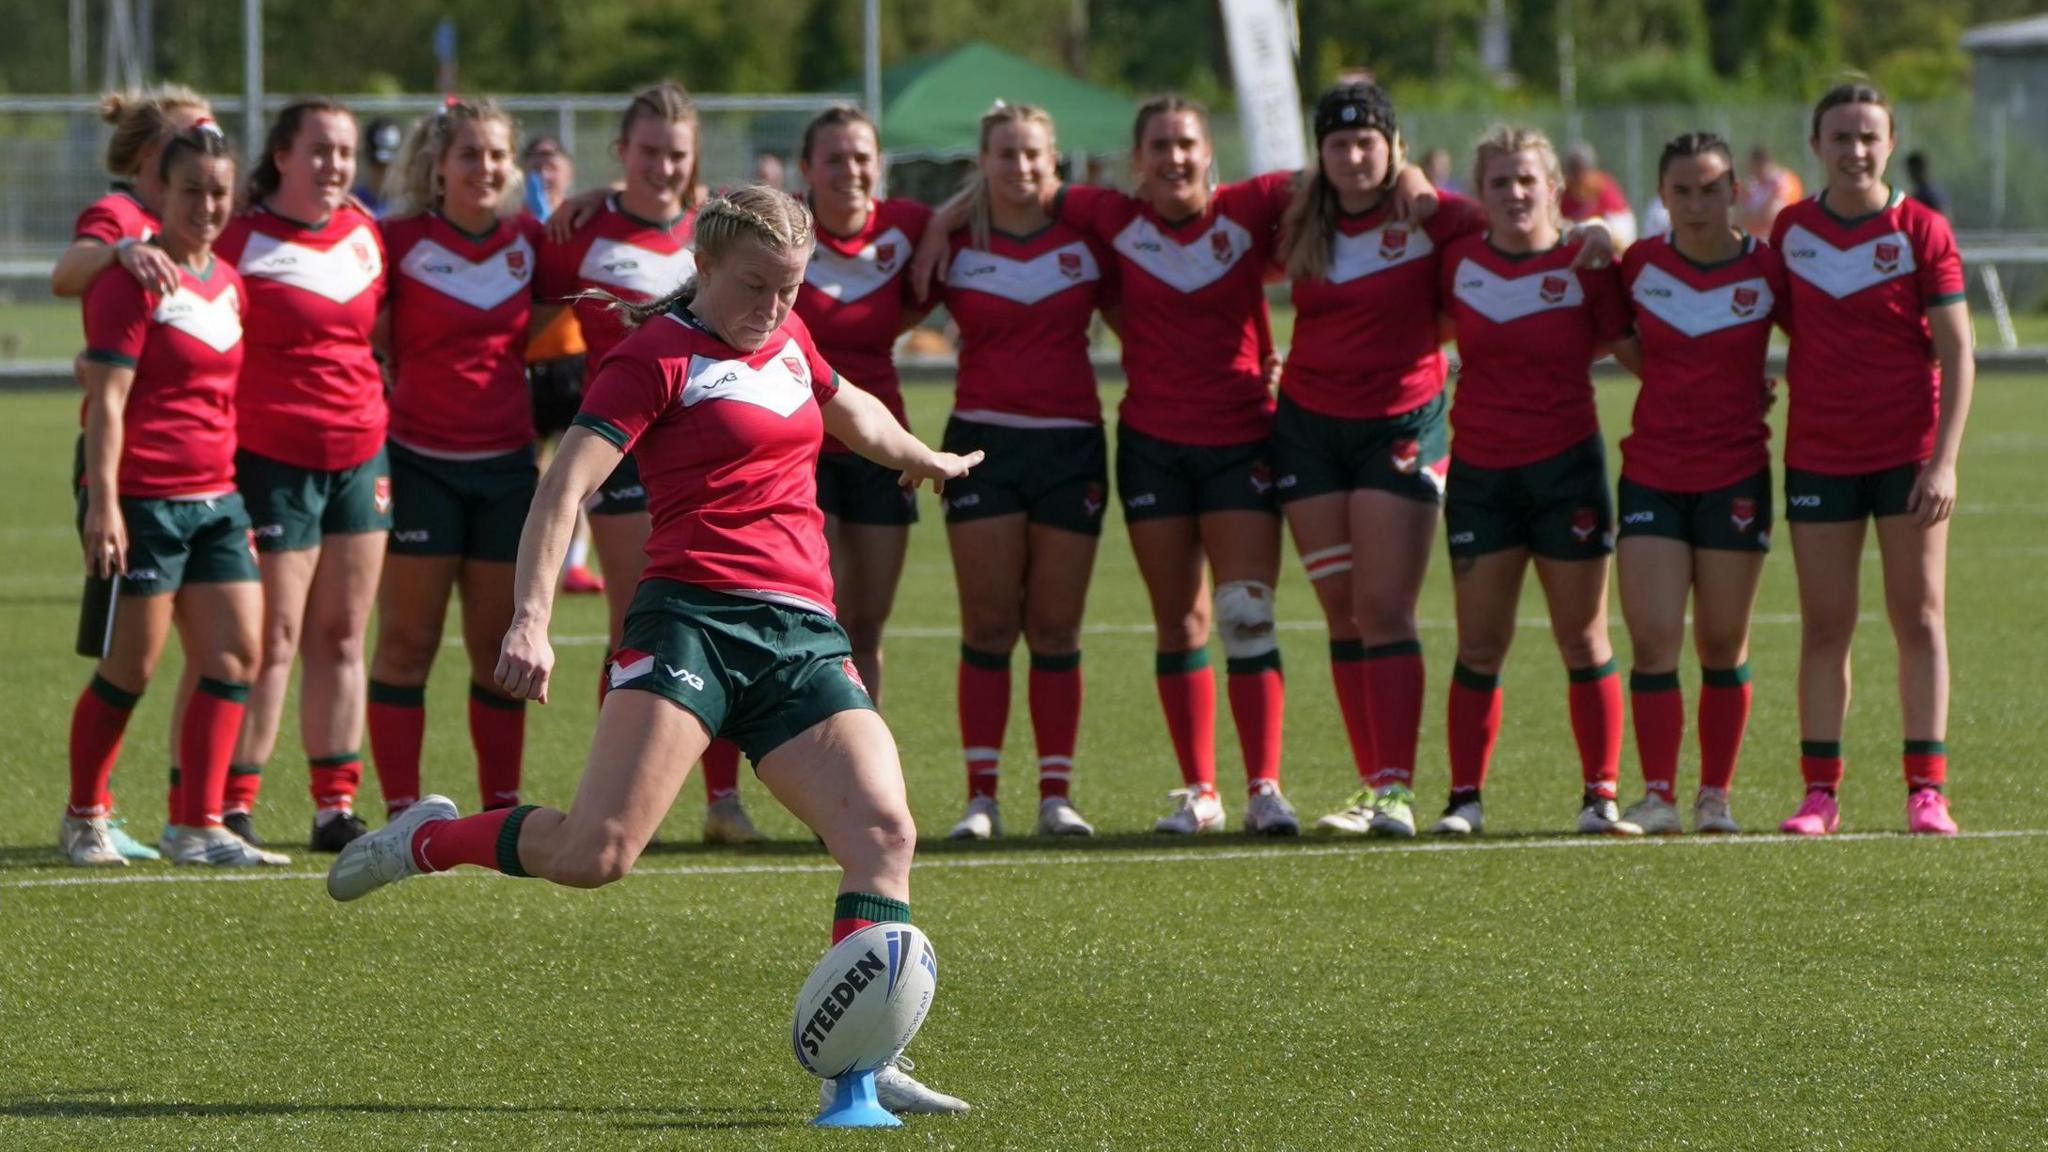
[53,73,1972,878]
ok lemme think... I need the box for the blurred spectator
[1560,141,1637,247]
[353,117,404,216]
[1421,147,1462,196]
[1739,144,1801,238]
[753,150,787,190]
[1906,151,1950,218]
[523,134,574,216]
[1640,194,1670,239]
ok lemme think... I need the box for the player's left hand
[1389,164,1439,224]
[1570,221,1616,269]
[1263,351,1283,392]
[1907,459,1958,527]
[496,619,557,704]
[898,449,985,497]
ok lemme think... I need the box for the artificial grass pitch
[2,379,2045,1149]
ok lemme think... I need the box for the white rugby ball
[791,922,938,1079]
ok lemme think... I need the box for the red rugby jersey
[1770,191,1965,474]
[940,221,1106,425]
[381,212,543,455]
[74,187,157,246]
[217,204,387,470]
[1282,192,1485,420]
[575,307,841,614]
[1620,234,1786,492]
[1441,235,1631,469]
[81,260,244,498]
[537,197,696,370]
[797,197,931,448]
[1058,173,1292,446]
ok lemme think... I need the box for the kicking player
[1771,83,1973,836]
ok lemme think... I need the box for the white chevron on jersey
[945,241,1100,305]
[235,224,382,304]
[577,237,697,298]
[806,227,911,304]
[1325,223,1436,285]
[1112,215,1254,294]
[674,331,813,417]
[1630,263,1774,338]
[1451,257,1584,324]
[1777,224,1916,300]
[398,236,535,310]
[154,284,243,353]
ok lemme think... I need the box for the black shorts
[610,580,876,764]
[1784,463,1920,523]
[816,451,919,526]
[939,417,1108,536]
[583,452,647,517]
[387,442,537,563]
[1272,390,1449,506]
[1618,469,1772,552]
[1446,435,1614,561]
[1115,423,1278,523]
[529,356,588,441]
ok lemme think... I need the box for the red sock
[368,680,425,815]
[1800,741,1845,792]
[412,803,534,874]
[223,762,263,816]
[1364,642,1424,788]
[1329,641,1376,783]
[178,678,249,827]
[1155,650,1217,791]
[1629,670,1683,801]
[309,753,363,811]
[1904,740,1947,790]
[469,681,526,810]
[831,891,911,945]
[958,646,1010,801]
[1448,664,1502,794]
[702,739,742,801]
[1569,661,1623,799]
[1697,664,1751,792]
[1227,655,1285,792]
[68,675,139,818]
[1029,651,1081,802]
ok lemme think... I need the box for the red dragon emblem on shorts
[842,658,868,693]
[1570,507,1600,542]
[1730,497,1757,532]
[1390,438,1421,475]
[373,475,393,516]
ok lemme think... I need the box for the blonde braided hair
[599,185,814,328]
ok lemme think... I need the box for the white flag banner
[1219,0,1306,176]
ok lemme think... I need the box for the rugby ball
[791,923,938,1079]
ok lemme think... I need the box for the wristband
[114,236,139,254]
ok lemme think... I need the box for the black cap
[1312,83,1397,147]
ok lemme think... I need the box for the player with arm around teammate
[934,103,1111,841]
[63,128,289,868]
[1433,126,1636,837]
[51,86,213,301]
[1771,84,1974,836]
[1272,83,1487,840]
[1608,132,1787,835]
[327,187,978,1115]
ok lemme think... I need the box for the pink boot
[1906,789,1959,836]
[1780,790,1840,836]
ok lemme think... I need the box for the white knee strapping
[1214,580,1278,660]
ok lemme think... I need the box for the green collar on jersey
[1481,233,1566,262]
[1669,231,1754,273]
[433,209,503,244]
[259,199,332,232]
[612,195,689,234]
[1816,186,1902,229]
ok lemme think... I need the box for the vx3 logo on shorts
[1788,494,1823,508]
[664,663,706,691]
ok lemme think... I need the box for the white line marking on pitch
[4,828,2041,890]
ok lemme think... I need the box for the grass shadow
[0,1091,802,1130]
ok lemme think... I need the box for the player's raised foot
[1154,786,1226,835]
[1906,788,1959,836]
[1622,793,1683,835]
[1368,784,1418,838]
[1779,789,1840,837]
[59,815,126,867]
[820,1056,970,1116]
[1243,781,1300,836]
[160,824,293,867]
[1692,787,1740,835]
[326,794,457,901]
[310,810,370,853]
[105,819,160,861]
[561,565,605,595]
[947,795,1000,841]
[222,810,265,847]
[1314,790,1374,837]
[1035,797,1095,837]
[703,792,764,845]
[1432,792,1484,836]
[1578,793,1642,836]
